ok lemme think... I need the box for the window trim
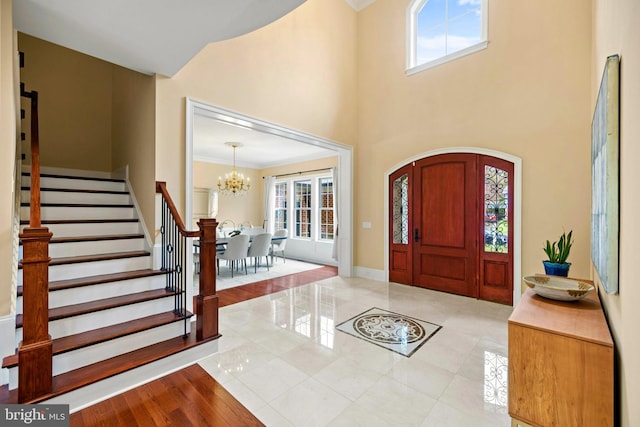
[293,179,313,240]
[318,177,335,242]
[274,182,288,232]
[273,172,334,243]
[406,0,488,75]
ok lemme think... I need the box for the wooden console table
[508,287,613,427]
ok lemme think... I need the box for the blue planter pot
[543,261,571,277]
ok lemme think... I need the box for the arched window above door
[406,0,488,75]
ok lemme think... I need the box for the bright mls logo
[0,404,69,426]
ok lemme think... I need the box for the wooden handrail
[21,85,41,227]
[155,182,200,238]
[155,181,219,341]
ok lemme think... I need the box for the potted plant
[543,230,574,277]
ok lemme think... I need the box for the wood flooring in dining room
[70,265,339,426]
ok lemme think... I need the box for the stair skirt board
[20,221,141,238]
[42,337,219,413]
[17,275,167,312]
[18,255,152,284]
[21,190,132,205]
[21,206,136,220]
[46,238,146,259]
[21,176,126,193]
[8,320,191,389]
[15,296,176,346]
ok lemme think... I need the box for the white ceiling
[13,0,378,77]
[193,114,336,169]
[13,0,306,76]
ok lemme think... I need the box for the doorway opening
[185,98,354,280]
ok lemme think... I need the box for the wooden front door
[388,153,513,304]
[413,154,479,297]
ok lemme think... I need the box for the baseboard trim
[354,266,385,282]
[0,314,16,386]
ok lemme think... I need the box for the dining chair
[270,229,288,264]
[217,234,249,277]
[247,233,272,273]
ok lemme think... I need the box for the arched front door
[389,153,513,305]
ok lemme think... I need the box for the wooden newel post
[195,218,219,340]
[18,227,53,403]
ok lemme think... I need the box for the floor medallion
[336,307,441,357]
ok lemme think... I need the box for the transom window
[407,0,488,74]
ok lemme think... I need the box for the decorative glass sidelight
[484,166,509,253]
[392,174,409,244]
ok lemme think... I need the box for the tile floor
[198,276,513,427]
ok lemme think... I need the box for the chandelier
[218,142,251,196]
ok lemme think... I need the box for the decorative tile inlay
[336,308,441,357]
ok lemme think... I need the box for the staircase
[2,170,201,403]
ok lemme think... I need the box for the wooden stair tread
[21,186,129,195]
[3,311,193,368]
[20,218,139,225]
[15,288,178,327]
[17,268,168,296]
[0,326,220,404]
[22,172,125,183]
[18,250,150,269]
[19,233,144,246]
[21,202,134,208]
[50,233,144,244]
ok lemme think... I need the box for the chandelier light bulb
[217,143,251,196]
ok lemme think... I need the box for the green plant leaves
[543,230,573,264]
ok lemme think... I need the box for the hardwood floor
[70,265,338,426]
[217,265,338,307]
[70,364,264,427]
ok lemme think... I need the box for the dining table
[192,235,287,266]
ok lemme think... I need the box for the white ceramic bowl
[523,275,595,301]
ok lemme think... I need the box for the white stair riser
[21,176,126,192]
[8,320,191,389]
[47,238,145,258]
[21,206,136,221]
[16,275,166,312]
[21,190,131,205]
[15,297,176,345]
[18,256,152,284]
[21,221,141,238]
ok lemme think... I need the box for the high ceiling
[13,0,306,76]
[13,0,378,77]
[14,0,368,168]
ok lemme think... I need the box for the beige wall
[593,0,640,424]
[0,0,17,317]
[356,0,593,278]
[111,66,156,239]
[155,0,357,232]
[18,34,113,172]
[192,161,262,227]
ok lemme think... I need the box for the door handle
[414,228,419,242]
